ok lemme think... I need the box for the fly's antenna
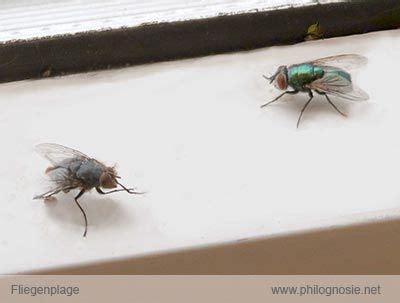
[116,180,145,195]
[262,71,279,84]
[263,66,287,84]
[262,74,274,84]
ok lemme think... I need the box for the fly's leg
[261,90,298,108]
[74,189,88,237]
[318,92,347,117]
[33,186,74,200]
[116,180,145,194]
[297,91,314,128]
[96,185,145,195]
[33,189,61,200]
[96,187,144,195]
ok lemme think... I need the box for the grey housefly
[34,143,143,237]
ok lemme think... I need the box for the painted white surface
[0,0,319,42]
[1,29,400,273]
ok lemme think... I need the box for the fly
[34,143,143,237]
[261,54,369,127]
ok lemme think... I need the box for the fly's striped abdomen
[288,63,324,91]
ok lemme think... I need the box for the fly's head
[264,65,288,91]
[99,166,119,189]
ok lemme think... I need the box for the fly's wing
[35,143,90,165]
[308,54,367,72]
[307,66,369,101]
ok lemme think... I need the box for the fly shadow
[44,191,133,235]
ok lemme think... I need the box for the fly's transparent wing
[35,143,90,165]
[34,148,85,200]
[309,54,367,71]
[307,66,369,101]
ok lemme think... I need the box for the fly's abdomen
[327,69,352,82]
[288,63,324,91]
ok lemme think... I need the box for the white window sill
[1,29,400,274]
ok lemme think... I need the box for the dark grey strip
[0,0,399,83]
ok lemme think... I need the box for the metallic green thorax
[287,63,352,92]
[287,63,324,91]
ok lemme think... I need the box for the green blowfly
[261,54,369,127]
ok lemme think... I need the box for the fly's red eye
[276,73,287,90]
[100,172,117,189]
